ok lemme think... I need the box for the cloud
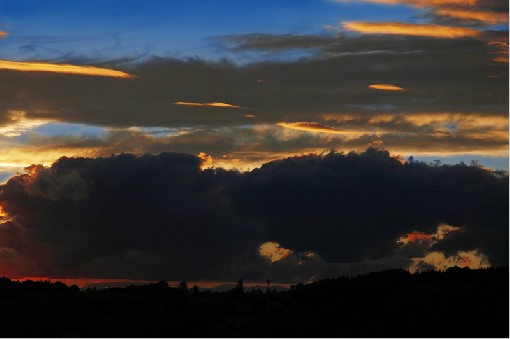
[434,8,508,25]
[0,110,506,173]
[0,149,506,281]
[277,122,361,135]
[0,31,7,38]
[342,22,481,38]
[1,38,505,130]
[174,101,244,108]
[0,60,135,78]
[368,84,406,91]
[334,0,508,26]
[0,24,507,175]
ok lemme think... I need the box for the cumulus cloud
[0,149,506,281]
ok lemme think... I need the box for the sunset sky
[0,0,508,284]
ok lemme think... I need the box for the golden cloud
[343,21,481,38]
[369,84,406,91]
[259,241,292,262]
[277,122,360,135]
[397,224,491,272]
[174,101,243,108]
[0,31,7,38]
[402,113,509,129]
[0,60,135,78]
[408,250,490,273]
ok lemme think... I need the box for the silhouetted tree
[69,284,80,292]
[177,281,188,295]
[236,279,244,294]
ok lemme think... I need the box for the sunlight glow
[0,111,53,137]
[198,152,214,170]
[0,60,135,78]
[0,205,7,218]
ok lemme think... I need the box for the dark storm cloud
[0,33,507,131]
[0,149,507,281]
[230,149,508,265]
[0,152,266,280]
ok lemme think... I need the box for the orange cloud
[0,31,7,38]
[408,250,490,273]
[0,60,135,78]
[398,224,461,246]
[0,205,8,219]
[277,122,359,135]
[343,21,481,38]
[435,8,508,25]
[174,101,243,108]
[369,84,406,91]
[198,152,214,170]
[487,41,509,64]
[259,241,292,262]
[398,231,434,245]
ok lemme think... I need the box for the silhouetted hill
[0,267,508,337]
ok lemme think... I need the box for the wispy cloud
[368,84,406,91]
[174,101,244,108]
[0,60,135,78]
[0,111,53,137]
[343,22,481,38]
[0,31,7,38]
[277,122,361,135]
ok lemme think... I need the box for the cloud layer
[0,149,507,281]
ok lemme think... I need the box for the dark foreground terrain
[1,266,508,337]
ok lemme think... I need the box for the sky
[0,0,508,283]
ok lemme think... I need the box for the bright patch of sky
[0,168,19,183]
[33,123,107,139]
